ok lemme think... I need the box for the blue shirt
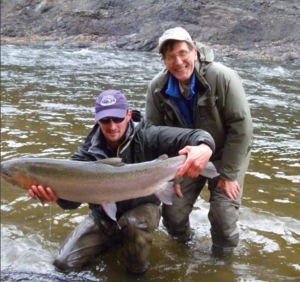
[166,71,197,126]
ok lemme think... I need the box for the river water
[1,45,299,282]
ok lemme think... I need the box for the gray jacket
[145,43,253,181]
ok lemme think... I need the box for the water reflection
[1,45,300,282]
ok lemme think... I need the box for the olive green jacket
[145,42,253,181]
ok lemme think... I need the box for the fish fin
[155,182,174,205]
[200,162,220,178]
[96,158,125,167]
[157,154,169,161]
[102,202,117,221]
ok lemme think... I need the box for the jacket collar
[165,71,197,100]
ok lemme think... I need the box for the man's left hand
[173,183,184,198]
[217,179,240,200]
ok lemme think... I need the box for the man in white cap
[145,27,253,257]
[29,89,216,273]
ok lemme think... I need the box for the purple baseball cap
[95,90,129,122]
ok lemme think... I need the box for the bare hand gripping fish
[1,155,219,220]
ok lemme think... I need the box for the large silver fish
[1,155,219,220]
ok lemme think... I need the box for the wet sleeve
[139,122,215,158]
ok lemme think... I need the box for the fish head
[1,159,34,190]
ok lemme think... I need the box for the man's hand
[217,179,240,200]
[29,185,59,202]
[176,144,213,178]
[174,183,184,198]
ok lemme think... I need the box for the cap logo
[100,95,117,107]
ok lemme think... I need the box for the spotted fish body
[1,155,219,220]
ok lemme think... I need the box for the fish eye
[1,170,11,177]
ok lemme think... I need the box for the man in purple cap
[145,27,253,257]
[29,89,216,274]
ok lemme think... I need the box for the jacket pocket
[197,96,219,123]
[196,96,225,150]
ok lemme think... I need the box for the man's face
[163,41,197,85]
[98,110,132,149]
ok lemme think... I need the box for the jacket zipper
[157,93,187,128]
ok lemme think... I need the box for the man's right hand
[176,144,213,178]
[29,185,59,202]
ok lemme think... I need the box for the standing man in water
[145,27,253,257]
[29,89,216,273]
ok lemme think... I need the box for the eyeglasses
[163,50,191,64]
[99,117,125,124]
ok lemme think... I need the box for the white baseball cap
[158,27,193,53]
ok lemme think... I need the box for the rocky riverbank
[1,0,299,62]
